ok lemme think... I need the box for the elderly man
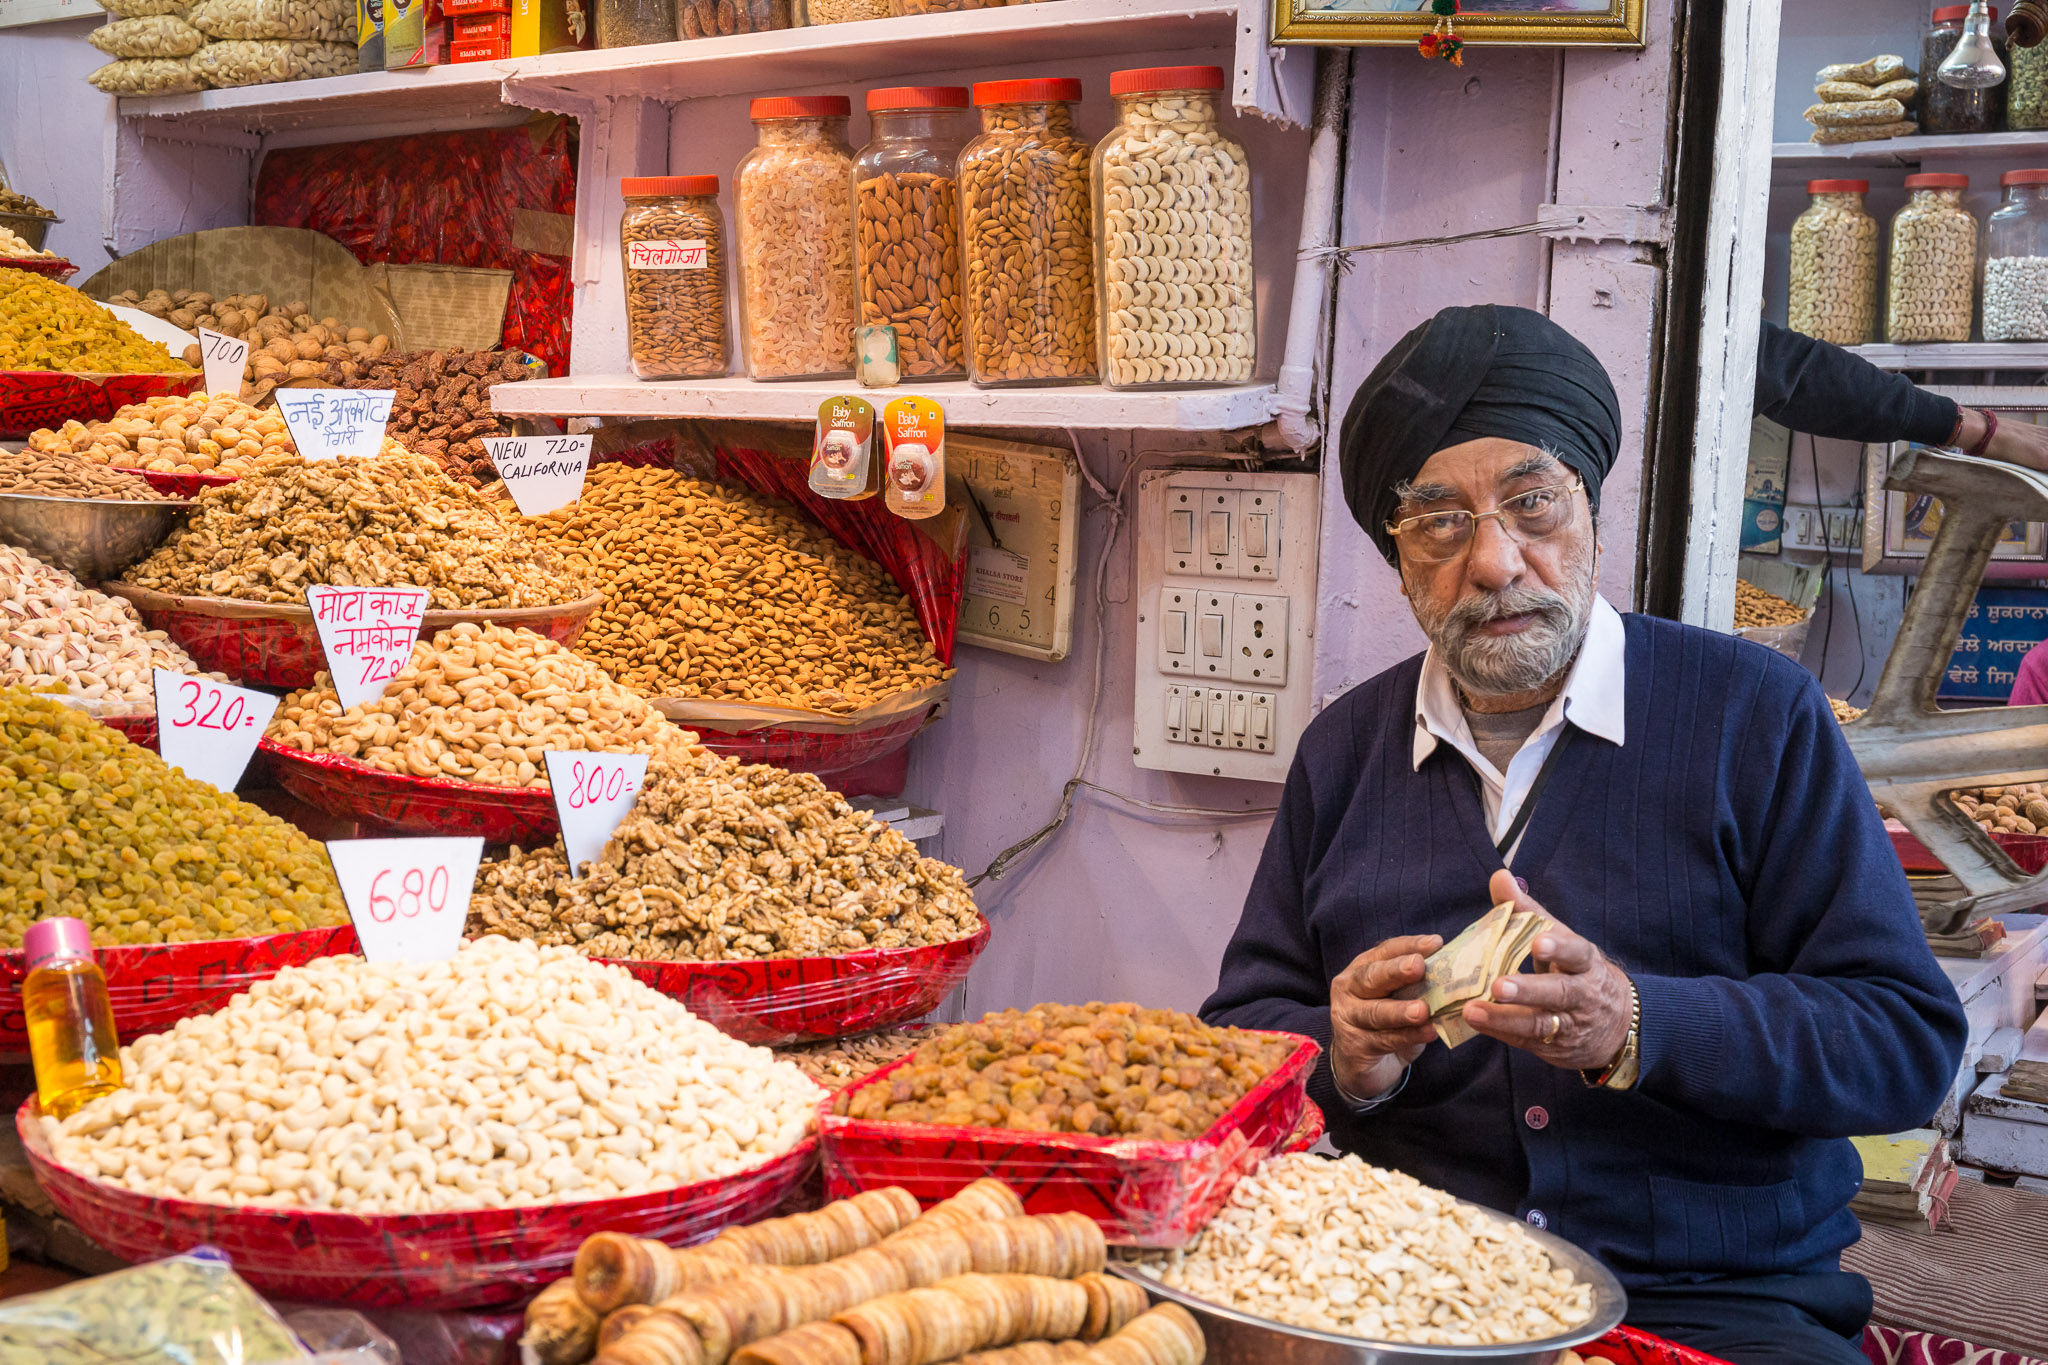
[1202,305,1966,1365]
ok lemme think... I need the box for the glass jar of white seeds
[1985,168,2048,340]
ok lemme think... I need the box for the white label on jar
[628,239,710,270]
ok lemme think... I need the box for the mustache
[1443,584,1573,633]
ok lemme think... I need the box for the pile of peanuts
[622,192,731,381]
[1887,186,1977,343]
[1788,188,1878,346]
[269,623,685,788]
[858,172,965,379]
[40,937,824,1213]
[0,448,166,501]
[1952,784,2048,837]
[28,393,297,475]
[1733,579,1807,629]
[0,544,217,704]
[737,120,861,379]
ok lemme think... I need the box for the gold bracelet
[1582,979,1641,1090]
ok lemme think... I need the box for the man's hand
[1330,933,1442,1102]
[1959,406,2048,474]
[1462,869,1633,1072]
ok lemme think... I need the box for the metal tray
[0,491,190,582]
[1111,1210,1626,1365]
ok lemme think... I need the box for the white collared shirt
[1410,595,1628,862]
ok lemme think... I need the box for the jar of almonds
[1094,66,1255,390]
[1886,172,1979,344]
[736,96,860,381]
[854,86,970,381]
[620,175,731,380]
[959,77,1098,388]
[1787,178,1878,346]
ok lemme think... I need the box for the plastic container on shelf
[1786,179,1879,346]
[1887,172,1979,343]
[1094,65,1255,390]
[1923,3,2009,134]
[735,96,860,382]
[596,0,675,45]
[621,176,730,381]
[959,78,1098,388]
[853,87,970,382]
[1984,168,2048,339]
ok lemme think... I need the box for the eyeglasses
[1385,476,1584,564]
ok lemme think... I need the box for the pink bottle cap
[24,917,94,970]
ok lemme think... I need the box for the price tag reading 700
[543,751,649,876]
[326,837,483,964]
[196,327,250,399]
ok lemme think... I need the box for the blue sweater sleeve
[1756,320,1958,447]
[1632,656,1967,1137]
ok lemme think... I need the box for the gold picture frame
[1271,0,1645,47]
[1861,437,2048,575]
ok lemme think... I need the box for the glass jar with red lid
[734,95,859,381]
[1985,168,2048,338]
[1924,2,2008,134]
[854,86,970,380]
[1787,179,1878,345]
[1887,171,1979,343]
[620,175,729,380]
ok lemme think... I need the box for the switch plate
[1780,503,1863,554]
[1164,486,1202,575]
[1194,590,1232,680]
[1240,488,1278,578]
[1194,487,1241,578]
[1228,593,1288,686]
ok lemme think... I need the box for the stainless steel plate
[0,492,190,582]
[1111,1212,1627,1365]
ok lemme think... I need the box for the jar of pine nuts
[620,176,730,380]
[1786,179,1878,345]
[959,77,1098,388]
[854,86,969,381]
[1887,172,1979,343]
[735,96,860,381]
[1094,65,1255,390]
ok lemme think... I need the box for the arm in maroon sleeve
[2012,641,2048,707]
[1756,320,1960,446]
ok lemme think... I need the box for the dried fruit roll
[878,1228,974,1287]
[1074,1273,1149,1340]
[710,1187,923,1265]
[933,1274,1089,1346]
[959,1215,1106,1279]
[524,1279,601,1365]
[1092,1304,1205,1365]
[604,1306,664,1349]
[956,1345,1092,1365]
[731,1321,866,1365]
[889,1179,1026,1239]
[833,1285,984,1365]
[575,1233,748,1313]
[595,1309,709,1365]
[664,1271,811,1365]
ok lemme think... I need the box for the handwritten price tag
[543,751,649,875]
[275,388,395,461]
[326,837,483,964]
[485,434,592,517]
[150,669,277,793]
[196,327,249,399]
[306,584,429,710]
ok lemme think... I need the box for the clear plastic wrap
[88,14,207,55]
[819,1033,1318,1247]
[260,738,562,843]
[189,38,356,87]
[0,371,201,439]
[0,1250,307,1364]
[97,0,193,18]
[188,0,352,40]
[114,466,239,498]
[86,56,206,94]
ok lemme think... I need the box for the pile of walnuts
[108,290,393,403]
[316,349,535,486]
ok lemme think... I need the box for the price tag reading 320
[150,668,277,793]
[485,434,592,517]
[275,388,394,461]
[543,751,649,875]
[196,327,249,399]
[326,837,483,964]
[306,585,429,710]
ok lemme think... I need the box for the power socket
[1781,504,1863,554]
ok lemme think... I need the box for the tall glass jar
[619,175,729,380]
[734,96,859,381]
[1093,65,1254,390]
[1923,3,2008,134]
[2013,30,2048,127]
[679,0,787,38]
[796,0,885,23]
[595,0,674,46]
[958,77,1097,388]
[854,86,969,381]
[1887,172,1979,343]
[1787,179,1878,345]
[1984,168,2048,338]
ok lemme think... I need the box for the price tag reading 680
[326,837,484,964]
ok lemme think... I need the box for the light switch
[1166,689,1185,735]
[1209,699,1226,737]
[1185,688,1205,736]
[1251,698,1271,740]
[1230,701,1248,736]
[1206,510,1231,556]
[1242,513,1269,559]
[1165,610,1188,654]
[1169,510,1195,555]
[1198,613,1224,657]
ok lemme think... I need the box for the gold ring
[1544,1013,1562,1042]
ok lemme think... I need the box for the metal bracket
[1536,203,1674,248]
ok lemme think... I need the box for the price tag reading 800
[543,751,649,876]
[326,837,484,964]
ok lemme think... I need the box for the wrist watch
[1582,978,1641,1090]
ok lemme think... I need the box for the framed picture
[1271,0,1645,48]
[1860,387,2048,577]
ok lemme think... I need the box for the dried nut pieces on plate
[269,621,686,788]
[39,937,824,1212]
[28,393,298,476]
[774,1029,924,1088]
[313,348,537,486]
[1732,579,1805,628]
[1952,783,2048,836]
[471,747,981,959]
[527,464,947,712]
[835,1002,1295,1140]
[1140,1151,1597,1346]
[0,449,168,501]
[0,689,346,948]
[0,545,219,704]
[0,269,195,374]
[125,451,589,608]
[1830,698,1865,723]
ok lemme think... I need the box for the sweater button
[1524,1105,1549,1130]
[1527,1208,1548,1229]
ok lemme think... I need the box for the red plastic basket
[0,257,78,283]
[261,740,560,844]
[820,1031,1318,1247]
[101,711,159,751]
[20,1109,818,1310]
[601,921,991,1047]
[1585,1326,1736,1365]
[0,926,355,1058]
[693,708,937,787]
[115,468,238,498]
[0,370,199,439]
[1891,825,2048,876]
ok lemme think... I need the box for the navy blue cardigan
[1202,613,1967,1287]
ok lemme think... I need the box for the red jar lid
[867,85,969,110]
[622,175,719,196]
[1932,3,1992,20]
[1110,65,1226,96]
[2002,168,2048,184]
[974,78,1083,106]
[751,95,852,120]
[1905,172,1971,188]
[1808,179,1870,192]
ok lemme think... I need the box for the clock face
[949,437,1079,662]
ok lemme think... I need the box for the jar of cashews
[1093,65,1255,390]
[735,95,861,381]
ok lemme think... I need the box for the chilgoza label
[628,239,710,271]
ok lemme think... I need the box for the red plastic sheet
[21,1109,819,1311]
[262,740,560,844]
[601,921,990,1047]
[252,122,578,375]
[692,709,935,785]
[0,257,76,282]
[99,711,159,751]
[1860,1325,2041,1365]
[1586,1326,1736,1365]
[0,371,199,439]
[0,927,355,1056]
[819,1033,1318,1247]
[118,468,237,498]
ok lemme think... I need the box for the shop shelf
[1843,342,2048,371]
[1772,129,2048,171]
[491,373,1279,430]
[116,62,523,137]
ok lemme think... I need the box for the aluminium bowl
[0,490,190,581]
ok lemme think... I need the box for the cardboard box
[450,32,510,58]
[443,0,509,15]
[453,12,510,37]
[510,0,581,54]
[384,0,447,68]
[366,262,513,352]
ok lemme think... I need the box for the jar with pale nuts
[889,0,1000,16]
[1887,172,1979,343]
[735,96,860,382]
[854,86,969,381]
[1786,178,1878,346]
[959,77,1098,388]
[620,175,731,380]
[1093,66,1254,390]
[596,0,675,45]
[1985,168,2048,339]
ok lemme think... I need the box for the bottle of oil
[24,917,122,1120]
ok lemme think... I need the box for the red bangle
[1948,407,1968,447]
[1967,408,1999,458]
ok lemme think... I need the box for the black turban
[1338,305,1621,565]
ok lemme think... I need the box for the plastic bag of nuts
[736,96,859,381]
[1787,178,1878,346]
[187,0,352,42]
[87,56,206,93]
[621,175,730,381]
[88,14,207,55]
[960,77,1098,387]
[96,0,193,18]
[855,86,970,381]
[678,0,786,37]
[188,37,355,85]
[1886,172,1978,343]
[1094,66,1255,389]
